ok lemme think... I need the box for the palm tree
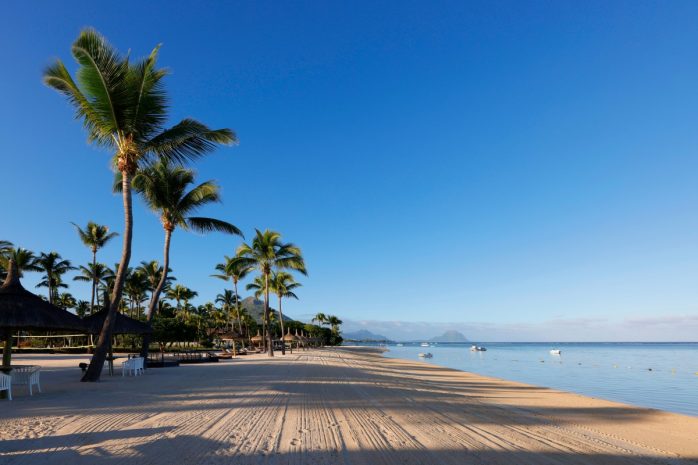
[215,289,238,332]
[55,292,77,311]
[212,256,252,336]
[0,248,41,278]
[166,284,198,320]
[75,300,91,318]
[73,263,114,310]
[72,221,118,313]
[137,260,176,302]
[270,271,301,355]
[122,160,241,358]
[35,252,75,304]
[312,312,327,327]
[45,28,236,381]
[326,315,343,336]
[0,241,12,280]
[233,230,307,356]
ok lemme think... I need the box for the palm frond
[186,217,242,236]
[144,119,237,165]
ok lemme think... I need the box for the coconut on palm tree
[212,256,252,336]
[45,29,236,381]
[120,160,242,358]
[232,229,307,356]
[35,252,75,304]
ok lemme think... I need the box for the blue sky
[1,1,697,341]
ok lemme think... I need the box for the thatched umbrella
[210,328,241,356]
[283,328,298,353]
[0,259,87,368]
[250,330,263,348]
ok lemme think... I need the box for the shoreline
[2,347,698,464]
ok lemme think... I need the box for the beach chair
[11,366,41,396]
[0,372,11,400]
[134,357,144,375]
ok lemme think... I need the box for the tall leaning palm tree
[270,271,301,355]
[126,160,242,358]
[232,230,307,356]
[72,222,118,313]
[45,29,236,381]
[36,252,75,304]
[212,256,252,335]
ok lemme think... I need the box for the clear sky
[1,1,697,341]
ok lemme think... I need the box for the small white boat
[470,345,487,352]
[420,342,430,347]
[418,352,433,358]
[550,349,561,355]
[396,343,404,347]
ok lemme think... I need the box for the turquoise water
[379,342,698,417]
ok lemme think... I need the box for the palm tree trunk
[90,250,97,314]
[141,229,172,359]
[233,280,243,334]
[265,272,273,356]
[278,295,286,355]
[82,170,134,382]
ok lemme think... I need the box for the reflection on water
[379,342,698,417]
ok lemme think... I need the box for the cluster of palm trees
[42,28,239,381]
[312,313,343,338]
[213,229,307,356]
[4,28,343,380]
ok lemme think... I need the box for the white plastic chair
[135,357,144,375]
[11,366,41,396]
[0,372,11,400]
[122,357,144,376]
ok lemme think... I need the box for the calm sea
[376,342,698,417]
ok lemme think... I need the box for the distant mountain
[343,329,392,342]
[240,296,294,324]
[429,330,469,343]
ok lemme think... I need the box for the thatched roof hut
[283,328,298,342]
[250,330,263,343]
[83,309,152,335]
[1,259,86,367]
[0,260,86,332]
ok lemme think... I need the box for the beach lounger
[0,372,11,400]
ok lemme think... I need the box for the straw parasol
[0,259,87,368]
[250,330,263,345]
[283,328,298,342]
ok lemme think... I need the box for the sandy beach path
[1,347,697,464]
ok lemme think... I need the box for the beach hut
[82,299,152,373]
[211,328,241,356]
[82,308,152,336]
[283,328,298,353]
[250,330,263,350]
[0,259,86,369]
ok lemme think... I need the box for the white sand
[1,347,697,464]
